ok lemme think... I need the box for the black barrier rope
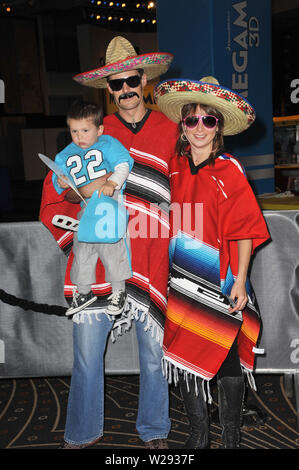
[0,288,67,317]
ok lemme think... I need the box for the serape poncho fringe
[162,153,270,388]
[40,110,178,340]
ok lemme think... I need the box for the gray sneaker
[66,290,97,316]
[107,290,127,316]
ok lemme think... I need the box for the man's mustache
[118,92,139,102]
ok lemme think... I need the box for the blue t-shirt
[52,134,133,195]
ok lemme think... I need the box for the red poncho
[40,110,178,339]
[162,153,270,384]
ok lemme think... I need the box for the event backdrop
[156,0,274,195]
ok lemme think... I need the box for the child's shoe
[107,290,127,316]
[66,290,97,316]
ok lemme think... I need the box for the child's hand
[98,180,117,197]
[57,176,70,189]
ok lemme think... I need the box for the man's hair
[67,100,103,127]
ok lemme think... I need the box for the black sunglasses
[108,75,142,92]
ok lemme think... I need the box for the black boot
[179,375,209,449]
[217,376,245,448]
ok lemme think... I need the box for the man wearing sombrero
[40,36,177,449]
[154,77,270,448]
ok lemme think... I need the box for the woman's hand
[228,239,252,313]
[229,279,248,313]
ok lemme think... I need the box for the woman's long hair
[176,103,225,166]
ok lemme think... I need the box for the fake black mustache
[119,92,139,102]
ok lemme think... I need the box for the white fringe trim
[161,357,213,404]
[71,294,164,346]
[243,368,257,391]
[126,296,164,346]
[161,357,258,402]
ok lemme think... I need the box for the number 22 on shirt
[66,149,107,186]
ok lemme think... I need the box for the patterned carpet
[1,373,299,451]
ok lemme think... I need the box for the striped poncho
[162,153,270,387]
[40,110,178,340]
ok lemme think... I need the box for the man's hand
[64,172,113,203]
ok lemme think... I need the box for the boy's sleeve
[108,162,130,189]
[108,136,134,172]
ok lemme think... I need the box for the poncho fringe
[72,294,164,345]
[161,355,258,404]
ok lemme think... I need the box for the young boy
[52,100,133,317]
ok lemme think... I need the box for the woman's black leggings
[217,337,242,379]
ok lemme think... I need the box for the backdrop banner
[0,212,298,378]
[252,211,299,373]
[156,0,274,195]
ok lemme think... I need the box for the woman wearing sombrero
[154,77,270,449]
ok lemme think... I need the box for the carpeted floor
[1,373,299,451]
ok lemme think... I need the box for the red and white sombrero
[73,36,173,89]
[154,76,256,135]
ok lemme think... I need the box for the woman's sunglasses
[183,115,219,129]
[108,75,141,92]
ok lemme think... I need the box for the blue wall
[157,0,274,194]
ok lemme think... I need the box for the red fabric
[39,110,178,328]
[39,172,79,253]
[162,153,270,380]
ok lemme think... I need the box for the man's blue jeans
[64,313,170,445]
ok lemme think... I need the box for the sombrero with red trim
[154,76,256,135]
[73,36,173,89]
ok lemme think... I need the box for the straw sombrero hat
[154,76,255,135]
[73,36,174,89]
